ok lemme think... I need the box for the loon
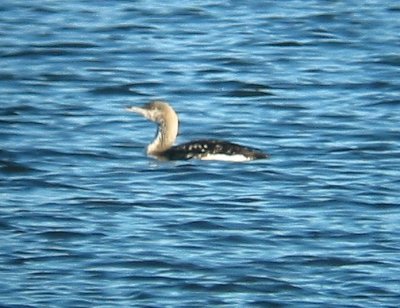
[126,100,268,162]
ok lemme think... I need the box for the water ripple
[1,1,400,307]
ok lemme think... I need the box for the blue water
[1,1,400,307]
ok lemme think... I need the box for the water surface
[1,1,400,307]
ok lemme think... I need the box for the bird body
[126,101,267,162]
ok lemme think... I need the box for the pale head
[126,100,179,155]
[126,101,177,124]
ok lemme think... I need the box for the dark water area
[1,1,400,307]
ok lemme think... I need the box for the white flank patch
[200,153,252,162]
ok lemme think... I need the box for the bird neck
[147,110,178,155]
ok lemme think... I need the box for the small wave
[0,160,37,174]
[90,84,144,96]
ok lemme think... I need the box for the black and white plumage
[126,101,267,162]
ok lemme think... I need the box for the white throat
[147,108,178,155]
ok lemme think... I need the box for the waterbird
[126,100,268,162]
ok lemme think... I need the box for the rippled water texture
[1,1,400,307]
